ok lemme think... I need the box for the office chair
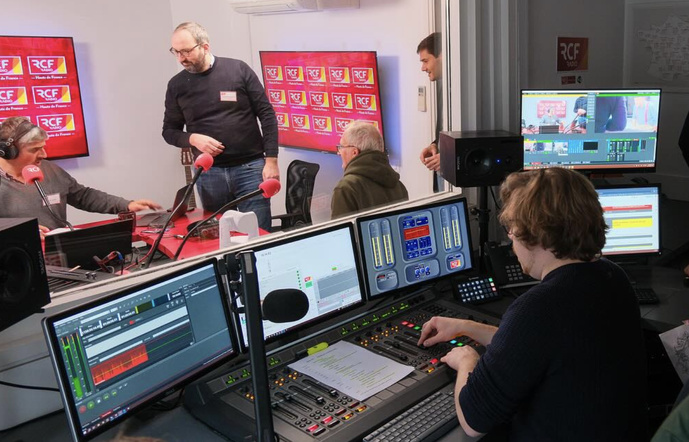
[271,160,320,231]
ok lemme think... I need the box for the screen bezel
[0,35,90,160]
[42,258,238,442]
[596,183,662,259]
[228,222,366,351]
[259,50,384,154]
[520,88,661,174]
[356,194,475,300]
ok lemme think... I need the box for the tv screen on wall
[259,51,384,154]
[0,36,89,159]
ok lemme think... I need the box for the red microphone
[194,152,213,172]
[258,178,281,198]
[21,165,74,230]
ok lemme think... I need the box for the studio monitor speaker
[0,218,50,332]
[439,130,524,187]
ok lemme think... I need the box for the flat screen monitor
[232,223,365,346]
[596,184,661,257]
[357,195,474,299]
[521,89,661,173]
[259,51,384,154]
[0,36,89,159]
[42,258,237,441]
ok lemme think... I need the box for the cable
[0,379,59,392]
[489,185,502,211]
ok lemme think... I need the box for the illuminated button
[426,367,435,373]
[342,412,355,420]
[355,405,367,413]
[430,358,439,365]
[307,424,320,433]
[401,321,409,326]
[414,326,421,331]
[450,340,457,344]
[79,405,87,414]
[321,416,334,425]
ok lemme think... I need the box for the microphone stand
[33,182,74,231]
[172,188,265,261]
[235,250,275,442]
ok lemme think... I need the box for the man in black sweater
[419,168,648,441]
[163,22,278,231]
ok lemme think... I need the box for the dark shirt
[594,96,627,133]
[162,57,278,167]
[460,259,648,441]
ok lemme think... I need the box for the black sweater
[163,57,278,167]
[460,259,648,441]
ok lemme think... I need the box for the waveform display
[91,344,149,386]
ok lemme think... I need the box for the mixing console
[184,290,499,442]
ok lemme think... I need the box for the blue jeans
[197,158,271,232]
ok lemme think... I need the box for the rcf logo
[312,116,332,132]
[267,90,286,105]
[285,66,304,82]
[24,165,40,174]
[335,118,353,134]
[305,67,325,82]
[328,67,350,83]
[331,93,352,109]
[276,112,289,127]
[37,114,74,132]
[0,57,23,75]
[355,94,377,111]
[264,66,283,81]
[28,56,67,75]
[32,86,71,104]
[288,90,306,106]
[309,91,329,107]
[352,68,374,84]
[291,114,310,130]
[0,87,27,105]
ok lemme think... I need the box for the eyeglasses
[336,144,357,153]
[169,44,201,57]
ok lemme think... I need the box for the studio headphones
[0,120,36,160]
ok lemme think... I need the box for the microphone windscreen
[21,165,44,184]
[258,178,281,198]
[194,153,214,171]
[262,289,309,323]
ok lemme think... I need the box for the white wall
[3,0,185,225]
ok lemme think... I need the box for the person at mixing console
[418,167,648,441]
[0,117,161,235]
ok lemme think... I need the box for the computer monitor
[596,184,661,257]
[521,88,661,173]
[356,195,474,299]
[231,223,365,346]
[42,258,237,441]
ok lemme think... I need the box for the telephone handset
[486,241,538,287]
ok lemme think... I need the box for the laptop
[44,219,134,270]
[137,185,192,227]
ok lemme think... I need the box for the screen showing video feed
[357,195,474,299]
[0,36,89,159]
[521,89,660,173]
[596,185,661,257]
[260,51,384,154]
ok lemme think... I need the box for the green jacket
[331,150,408,218]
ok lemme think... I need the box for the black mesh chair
[271,160,320,231]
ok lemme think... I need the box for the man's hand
[440,345,480,372]
[39,225,50,240]
[420,142,440,171]
[263,157,280,182]
[418,316,465,347]
[128,200,163,212]
[190,133,225,157]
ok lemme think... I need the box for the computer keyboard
[362,385,458,442]
[635,287,660,305]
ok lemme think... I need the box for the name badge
[220,91,237,102]
[46,193,60,206]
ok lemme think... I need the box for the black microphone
[261,289,309,323]
[172,178,281,261]
[22,165,74,231]
[141,153,213,269]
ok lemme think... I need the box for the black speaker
[0,218,50,332]
[439,130,523,187]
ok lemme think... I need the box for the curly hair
[498,168,607,261]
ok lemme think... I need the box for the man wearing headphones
[0,117,160,236]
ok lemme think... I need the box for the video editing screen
[260,51,384,153]
[521,89,660,172]
[357,196,474,299]
[597,185,661,256]
[236,224,365,345]
[43,259,236,441]
[0,36,89,159]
